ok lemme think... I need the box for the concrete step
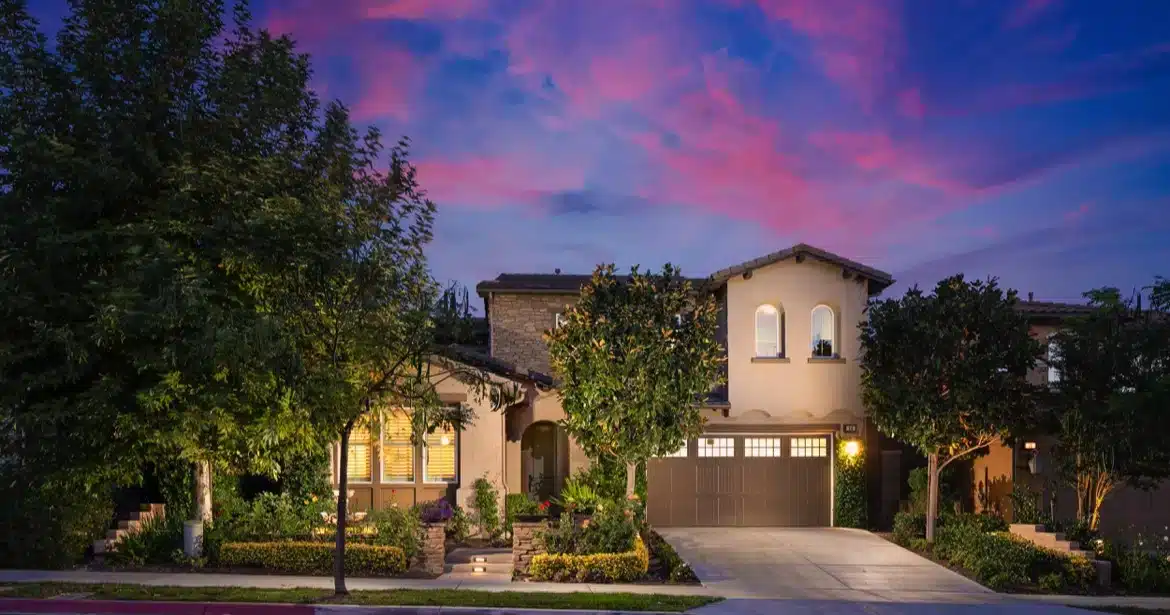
[444,562,513,575]
[105,529,130,541]
[1050,540,1081,552]
[445,548,512,564]
[92,539,113,555]
[116,519,143,530]
[1069,549,1096,559]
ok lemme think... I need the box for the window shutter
[383,411,415,482]
[347,424,372,482]
[425,426,457,483]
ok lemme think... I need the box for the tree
[544,264,725,496]
[260,110,514,593]
[860,275,1042,541]
[0,0,321,540]
[1046,282,1170,531]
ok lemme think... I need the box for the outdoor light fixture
[440,435,451,446]
[472,566,486,573]
[843,440,862,458]
[1024,441,1038,450]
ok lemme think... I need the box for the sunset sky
[32,1,1170,305]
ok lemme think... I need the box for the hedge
[833,439,867,529]
[219,541,407,576]
[529,536,649,583]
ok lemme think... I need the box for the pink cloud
[809,131,967,193]
[1063,202,1092,223]
[1005,0,1058,29]
[730,0,903,109]
[349,49,425,122]
[362,0,484,20]
[897,87,925,119]
[414,155,586,209]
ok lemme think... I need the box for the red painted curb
[0,598,316,615]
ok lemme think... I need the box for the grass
[0,582,719,612]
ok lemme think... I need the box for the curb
[0,599,687,615]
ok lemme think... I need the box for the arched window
[811,305,836,358]
[755,305,782,357]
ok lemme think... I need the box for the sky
[30,0,1170,306]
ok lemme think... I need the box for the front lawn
[0,582,719,612]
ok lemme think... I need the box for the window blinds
[425,426,457,483]
[383,411,415,482]
[347,424,372,481]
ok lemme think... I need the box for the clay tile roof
[433,344,556,388]
[1015,300,1095,318]
[475,273,707,296]
[704,243,895,296]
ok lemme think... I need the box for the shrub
[0,472,114,569]
[644,529,699,584]
[930,522,1096,592]
[218,492,328,542]
[907,466,961,515]
[505,494,542,537]
[470,476,501,540]
[529,536,649,583]
[419,500,454,524]
[892,512,925,546]
[446,506,472,544]
[553,478,601,514]
[944,512,1008,533]
[219,541,406,576]
[364,506,423,560]
[1106,544,1170,594]
[1006,483,1043,525]
[834,439,867,529]
[106,514,184,567]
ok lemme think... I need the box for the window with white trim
[755,305,782,357]
[811,305,835,358]
[1047,334,1061,385]
[698,437,735,457]
[744,438,783,457]
[554,313,567,329]
[790,437,828,458]
[381,411,415,483]
[347,423,373,482]
[424,424,457,483]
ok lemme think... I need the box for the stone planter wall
[411,523,446,576]
[512,520,548,577]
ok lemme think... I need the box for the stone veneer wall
[412,523,446,576]
[489,293,577,375]
[511,520,548,577]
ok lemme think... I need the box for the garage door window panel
[698,437,735,457]
[744,437,783,457]
[791,437,828,458]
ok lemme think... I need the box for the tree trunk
[926,453,940,542]
[625,462,637,498]
[335,420,354,596]
[193,460,212,523]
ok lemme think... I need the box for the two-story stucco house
[327,243,896,527]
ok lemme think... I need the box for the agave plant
[552,478,600,514]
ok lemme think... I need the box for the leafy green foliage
[446,506,472,544]
[545,265,725,491]
[553,477,602,514]
[364,507,424,561]
[505,495,543,538]
[217,492,332,543]
[1007,483,1044,525]
[643,529,699,584]
[470,477,501,540]
[1103,542,1170,594]
[106,515,185,567]
[833,440,867,529]
[0,472,114,569]
[1045,284,1170,530]
[861,275,1042,538]
[537,502,639,557]
[892,512,926,546]
[907,466,963,515]
[529,536,649,583]
[219,542,407,576]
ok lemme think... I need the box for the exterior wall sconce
[843,439,862,458]
[1022,441,1041,474]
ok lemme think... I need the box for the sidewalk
[0,569,713,596]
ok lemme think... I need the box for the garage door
[646,435,831,527]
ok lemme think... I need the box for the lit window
[698,437,735,458]
[790,437,828,458]
[424,425,457,483]
[1047,334,1061,385]
[811,305,835,358]
[755,305,782,357]
[382,410,414,483]
[744,438,782,457]
[662,443,688,458]
[347,423,373,482]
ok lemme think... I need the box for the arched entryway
[520,421,569,501]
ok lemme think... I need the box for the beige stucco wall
[444,371,507,510]
[504,389,589,495]
[724,258,872,425]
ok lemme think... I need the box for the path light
[843,439,862,458]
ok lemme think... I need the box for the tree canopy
[545,264,725,494]
[860,275,1042,539]
[1046,282,1170,530]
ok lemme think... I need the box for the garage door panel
[647,434,831,528]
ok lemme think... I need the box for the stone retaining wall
[512,520,548,577]
[412,523,446,576]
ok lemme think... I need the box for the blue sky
[30,0,1170,305]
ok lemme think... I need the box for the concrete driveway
[658,527,996,602]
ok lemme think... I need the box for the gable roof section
[705,243,895,296]
[433,343,556,388]
[475,273,708,297]
[1016,300,1094,320]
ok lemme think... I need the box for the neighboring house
[970,301,1170,539]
